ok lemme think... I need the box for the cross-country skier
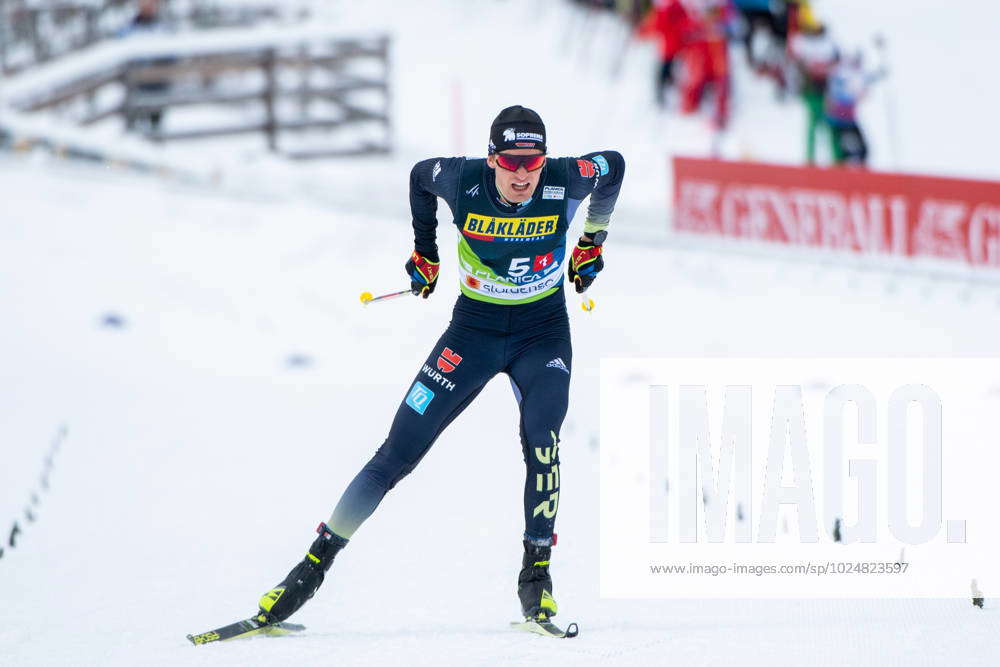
[256,106,625,634]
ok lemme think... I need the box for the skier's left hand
[568,236,604,293]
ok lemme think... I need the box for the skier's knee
[367,440,422,490]
[521,415,564,456]
[523,430,560,471]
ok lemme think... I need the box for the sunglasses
[494,153,546,172]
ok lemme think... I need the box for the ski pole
[359,288,413,306]
[362,288,591,309]
[873,33,899,168]
[573,274,596,313]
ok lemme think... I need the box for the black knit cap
[488,105,546,154]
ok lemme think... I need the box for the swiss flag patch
[533,252,554,272]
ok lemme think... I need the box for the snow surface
[3,0,1000,665]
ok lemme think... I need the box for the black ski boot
[517,540,557,620]
[257,522,347,624]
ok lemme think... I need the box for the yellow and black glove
[405,249,440,298]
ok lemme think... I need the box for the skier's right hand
[568,238,604,293]
[405,249,440,298]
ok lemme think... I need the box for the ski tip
[565,622,580,638]
[187,631,222,645]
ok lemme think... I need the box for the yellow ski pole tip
[360,291,373,305]
[581,297,595,312]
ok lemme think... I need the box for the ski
[510,617,579,639]
[187,616,306,645]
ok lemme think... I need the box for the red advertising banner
[672,157,1000,268]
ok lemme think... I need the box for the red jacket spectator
[638,0,693,60]
[638,0,696,107]
[679,1,733,128]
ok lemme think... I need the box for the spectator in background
[636,0,692,108]
[787,7,838,164]
[733,0,789,96]
[733,0,788,66]
[678,0,734,129]
[120,0,172,133]
[617,0,655,27]
[824,51,885,166]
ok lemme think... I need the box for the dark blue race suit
[328,152,625,545]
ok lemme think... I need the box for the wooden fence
[7,34,393,159]
[0,0,300,76]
